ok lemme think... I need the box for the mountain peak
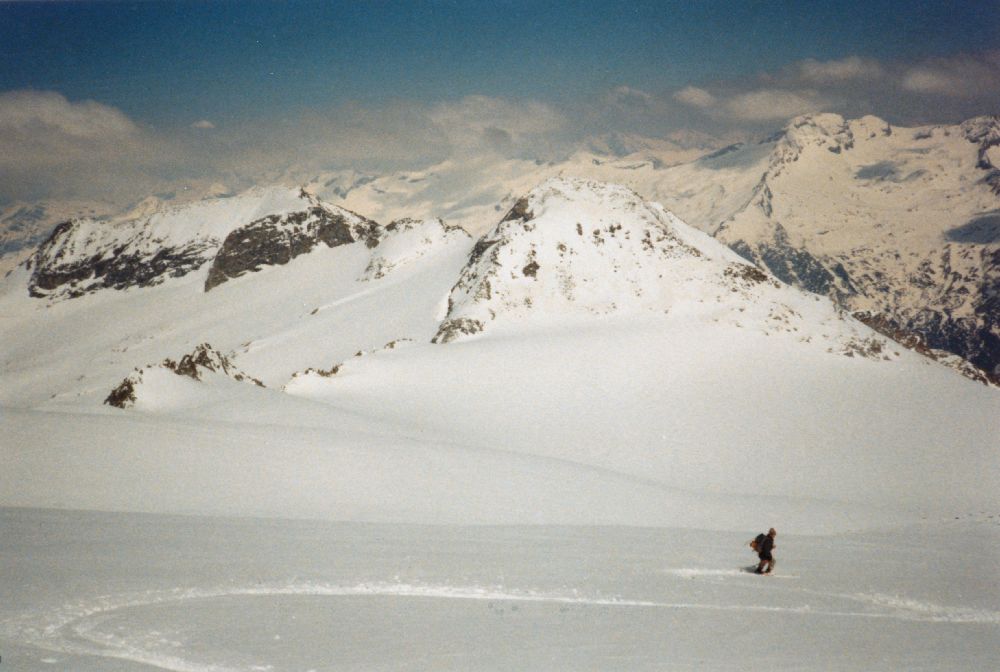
[960,115,1000,143]
[434,177,872,347]
[780,113,854,156]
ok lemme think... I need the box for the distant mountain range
[4,113,999,382]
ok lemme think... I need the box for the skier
[753,528,776,574]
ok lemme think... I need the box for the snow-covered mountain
[0,199,118,280]
[23,186,387,300]
[8,112,1000,382]
[295,115,1000,381]
[644,114,1000,382]
[433,178,889,361]
[4,176,994,536]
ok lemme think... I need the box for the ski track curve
[4,579,999,672]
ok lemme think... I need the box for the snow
[1,176,997,527]
[1,174,999,669]
[2,508,999,671]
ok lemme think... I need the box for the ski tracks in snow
[4,576,1000,672]
[661,567,1000,625]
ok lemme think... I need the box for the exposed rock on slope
[105,343,262,409]
[205,192,381,291]
[433,177,898,367]
[649,113,1000,382]
[360,218,469,281]
[28,219,216,299]
[24,187,367,300]
[283,339,415,393]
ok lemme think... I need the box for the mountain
[23,186,386,300]
[6,176,994,533]
[433,177,890,361]
[298,115,1000,381]
[8,112,1000,381]
[643,113,1000,382]
[0,199,118,278]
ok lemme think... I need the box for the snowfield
[1,177,998,670]
[2,509,999,671]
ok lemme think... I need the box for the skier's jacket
[758,534,774,558]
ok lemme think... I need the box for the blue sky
[3,0,997,124]
[1,0,998,204]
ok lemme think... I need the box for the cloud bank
[1,51,997,208]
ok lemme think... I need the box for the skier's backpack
[750,533,766,552]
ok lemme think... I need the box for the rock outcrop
[105,343,262,409]
[204,196,381,291]
[651,113,1000,384]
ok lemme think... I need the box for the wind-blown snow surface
[1,177,998,670]
[2,509,999,671]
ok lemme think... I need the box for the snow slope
[2,176,999,671]
[2,509,999,672]
[1,177,997,535]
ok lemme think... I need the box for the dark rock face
[855,311,998,385]
[732,229,999,383]
[500,197,534,224]
[28,220,215,298]
[104,377,138,409]
[432,317,485,344]
[728,225,845,299]
[204,206,381,291]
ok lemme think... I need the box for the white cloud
[428,95,568,151]
[191,120,215,129]
[0,90,137,138]
[901,69,955,94]
[0,90,203,204]
[723,89,824,121]
[797,57,884,84]
[674,86,717,109]
[607,85,655,108]
[901,54,1000,97]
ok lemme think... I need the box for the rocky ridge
[105,343,263,409]
[21,186,447,300]
[650,113,1000,383]
[432,177,899,370]
[204,192,381,291]
[24,187,320,300]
